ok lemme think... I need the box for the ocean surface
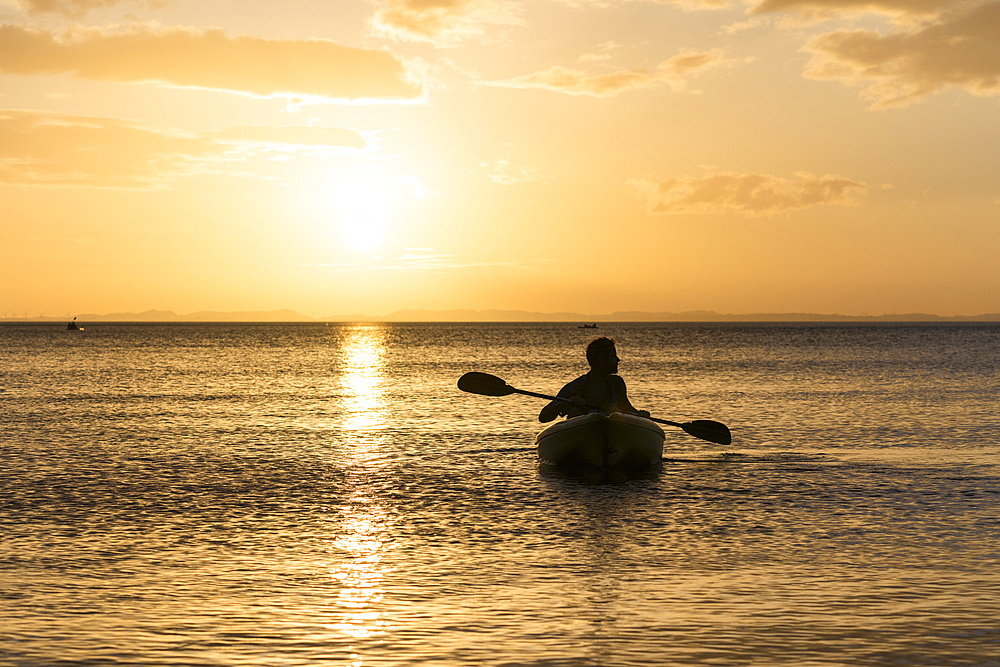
[1,322,998,666]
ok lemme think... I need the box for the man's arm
[614,376,650,418]
[538,399,566,423]
[538,377,586,423]
[539,395,590,422]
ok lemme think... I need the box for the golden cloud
[0,24,423,101]
[629,171,868,215]
[369,0,524,46]
[480,159,544,185]
[213,126,368,150]
[750,0,962,15]
[485,50,726,96]
[0,110,370,188]
[558,0,731,9]
[12,0,163,18]
[803,2,1000,108]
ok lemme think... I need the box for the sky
[1,0,998,318]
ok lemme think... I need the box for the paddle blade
[458,372,515,397]
[681,420,732,445]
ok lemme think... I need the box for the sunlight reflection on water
[327,494,394,644]
[326,325,394,655]
[338,325,388,433]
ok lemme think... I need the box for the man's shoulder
[557,374,589,396]
[609,374,627,388]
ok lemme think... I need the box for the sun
[323,172,394,252]
[317,168,427,254]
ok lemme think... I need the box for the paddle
[458,371,732,445]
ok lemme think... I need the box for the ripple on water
[2,322,999,666]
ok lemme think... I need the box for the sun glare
[322,167,421,253]
[313,167,427,255]
[328,172,393,252]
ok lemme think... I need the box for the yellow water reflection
[326,325,394,662]
[326,497,394,643]
[338,325,387,432]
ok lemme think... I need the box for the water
[1,322,998,666]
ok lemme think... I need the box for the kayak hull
[535,412,665,470]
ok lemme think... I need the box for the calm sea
[2,322,998,666]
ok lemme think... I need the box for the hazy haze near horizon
[6,308,1000,323]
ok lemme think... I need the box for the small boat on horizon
[67,317,83,331]
[578,323,598,329]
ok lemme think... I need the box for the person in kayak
[538,336,651,423]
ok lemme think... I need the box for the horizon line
[4,308,1000,323]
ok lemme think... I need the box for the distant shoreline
[4,309,1000,323]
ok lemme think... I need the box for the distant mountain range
[6,309,1000,322]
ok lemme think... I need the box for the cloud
[369,0,524,46]
[802,1,1000,107]
[628,170,868,215]
[480,159,544,185]
[485,49,726,96]
[660,0,732,8]
[10,0,164,18]
[557,0,731,9]
[722,16,771,34]
[385,250,473,270]
[213,126,368,152]
[307,248,542,273]
[0,110,370,188]
[0,109,217,188]
[749,0,962,17]
[578,41,620,64]
[0,23,422,101]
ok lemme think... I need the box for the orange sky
[2,0,999,318]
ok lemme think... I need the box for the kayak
[535,412,665,470]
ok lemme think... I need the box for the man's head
[586,337,619,373]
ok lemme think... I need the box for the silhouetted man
[539,337,650,423]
